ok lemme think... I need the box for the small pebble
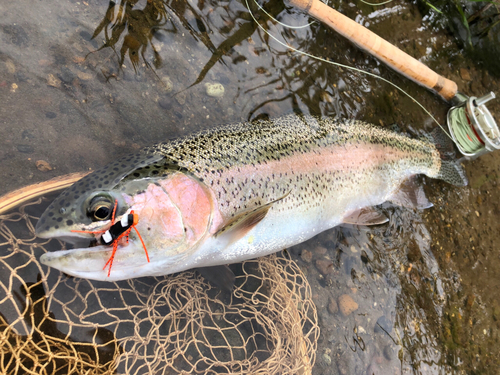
[158,97,173,110]
[338,294,358,316]
[16,144,34,154]
[205,82,225,97]
[301,249,312,263]
[315,259,334,275]
[161,76,173,92]
[5,60,16,74]
[322,353,332,365]
[327,297,338,314]
[460,68,471,81]
[47,74,61,88]
[36,160,52,172]
[383,345,394,360]
[315,245,327,255]
[77,71,93,81]
[175,92,186,105]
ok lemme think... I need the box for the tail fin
[429,127,468,187]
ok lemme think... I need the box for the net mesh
[0,198,318,375]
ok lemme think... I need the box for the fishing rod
[284,0,499,159]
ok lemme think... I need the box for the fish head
[36,153,216,281]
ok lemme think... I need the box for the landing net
[0,198,318,374]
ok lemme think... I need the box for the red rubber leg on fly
[132,226,149,262]
[104,241,119,277]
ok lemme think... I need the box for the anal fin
[342,207,388,226]
[389,178,433,209]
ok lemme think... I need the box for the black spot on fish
[66,220,73,226]
[48,212,54,217]
[57,217,63,222]
[54,225,59,229]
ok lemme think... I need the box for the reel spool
[447,92,500,159]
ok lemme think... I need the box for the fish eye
[88,196,114,221]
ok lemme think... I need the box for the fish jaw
[39,240,170,281]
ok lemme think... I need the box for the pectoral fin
[214,192,289,247]
[342,207,388,226]
[389,179,433,209]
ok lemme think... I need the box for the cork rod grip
[287,0,457,101]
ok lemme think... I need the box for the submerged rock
[338,294,358,316]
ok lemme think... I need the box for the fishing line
[246,0,453,139]
[446,93,499,156]
[254,0,315,28]
[447,107,483,154]
[358,0,394,6]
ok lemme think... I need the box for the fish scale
[141,114,441,221]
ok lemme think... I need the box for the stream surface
[1,0,500,373]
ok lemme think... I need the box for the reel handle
[286,0,458,101]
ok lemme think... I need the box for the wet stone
[383,345,394,361]
[315,245,327,255]
[79,30,92,41]
[315,259,334,275]
[322,353,332,366]
[374,315,392,333]
[327,297,338,314]
[47,74,61,88]
[2,25,29,46]
[22,130,35,140]
[36,160,52,172]
[338,294,358,316]
[175,92,186,105]
[205,82,225,97]
[16,71,29,82]
[45,111,57,119]
[158,97,173,110]
[300,249,312,263]
[161,76,173,92]
[16,144,34,154]
[460,68,472,81]
[77,72,93,81]
[58,67,76,84]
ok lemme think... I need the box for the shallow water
[1,0,499,373]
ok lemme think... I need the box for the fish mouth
[39,240,152,281]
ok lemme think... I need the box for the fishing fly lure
[72,200,149,276]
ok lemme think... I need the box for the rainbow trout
[36,114,466,281]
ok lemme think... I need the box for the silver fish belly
[35,114,467,281]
